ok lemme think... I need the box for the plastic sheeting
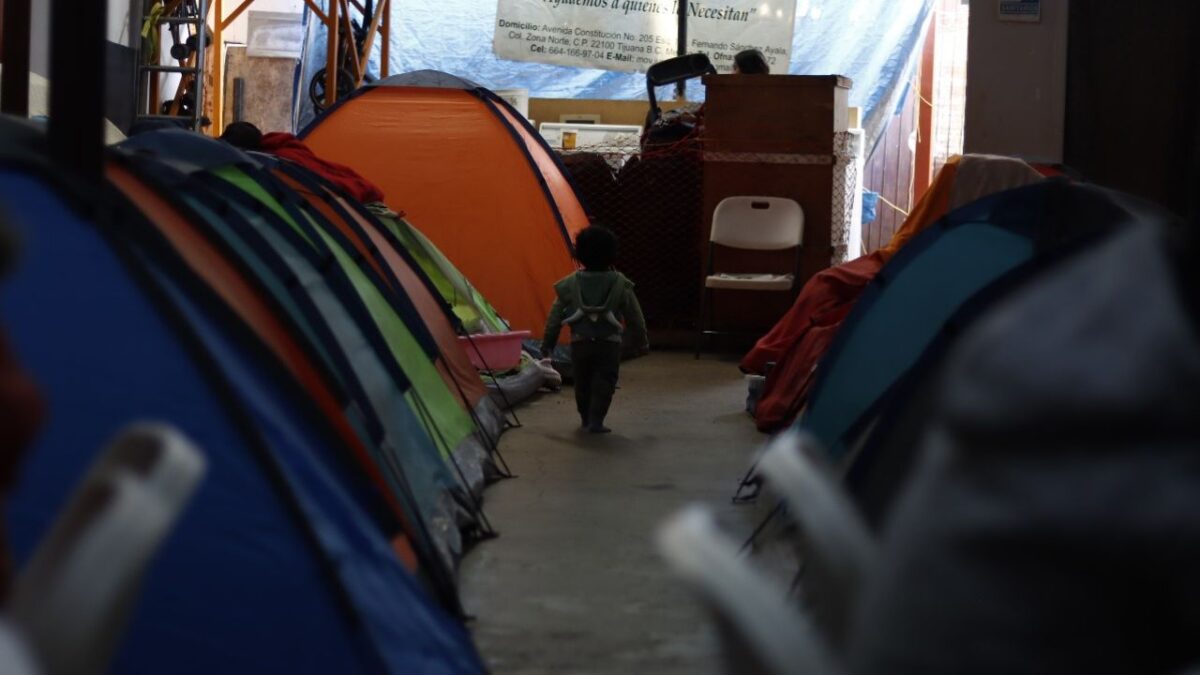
[486,357,549,409]
[296,0,933,151]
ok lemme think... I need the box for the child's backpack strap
[561,272,626,333]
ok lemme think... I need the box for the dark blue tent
[800,180,1147,462]
[0,136,483,671]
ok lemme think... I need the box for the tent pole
[732,459,761,503]
[444,360,515,478]
[375,441,467,618]
[463,332,523,428]
[409,392,497,538]
[0,0,31,116]
[324,0,338,108]
[739,500,782,553]
[49,0,105,180]
[675,0,686,99]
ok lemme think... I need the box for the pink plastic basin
[457,330,532,371]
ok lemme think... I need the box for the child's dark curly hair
[220,121,263,151]
[574,226,618,270]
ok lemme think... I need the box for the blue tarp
[296,0,933,149]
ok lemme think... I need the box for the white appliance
[538,122,643,153]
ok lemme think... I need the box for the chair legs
[694,285,709,359]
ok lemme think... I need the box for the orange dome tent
[301,71,589,338]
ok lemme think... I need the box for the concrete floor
[459,352,783,674]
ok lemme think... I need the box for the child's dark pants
[571,340,622,427]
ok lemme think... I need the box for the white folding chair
[7,424,207,675]
[657,505,843,675]
[758,430,878,647]
[696,196,804,357]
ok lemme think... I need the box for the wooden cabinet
[701,74,853,333]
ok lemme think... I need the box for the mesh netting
[558,135,705,331]
[831,130,864,265]
[556,127,861,331]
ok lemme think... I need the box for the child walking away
[541,227,649,434]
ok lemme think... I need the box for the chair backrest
[711,197,804,251]
[645,54,717,123]
[646,54,718,90]
[8,424,206,675]
[757,431,878,646]
[657,505,843,675]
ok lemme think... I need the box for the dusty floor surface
[459,351,788,674]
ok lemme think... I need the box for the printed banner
[493,0,797,74]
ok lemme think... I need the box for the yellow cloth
[141,1,165,64]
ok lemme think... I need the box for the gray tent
[849,219,1200,674]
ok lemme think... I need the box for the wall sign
[998,0,1040,23]
[493,0,797,74]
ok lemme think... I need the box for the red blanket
[744,252,885,431]
[261,132,385,204]
[742,251,885,375]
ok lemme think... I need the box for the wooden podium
[701,74,853,334]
